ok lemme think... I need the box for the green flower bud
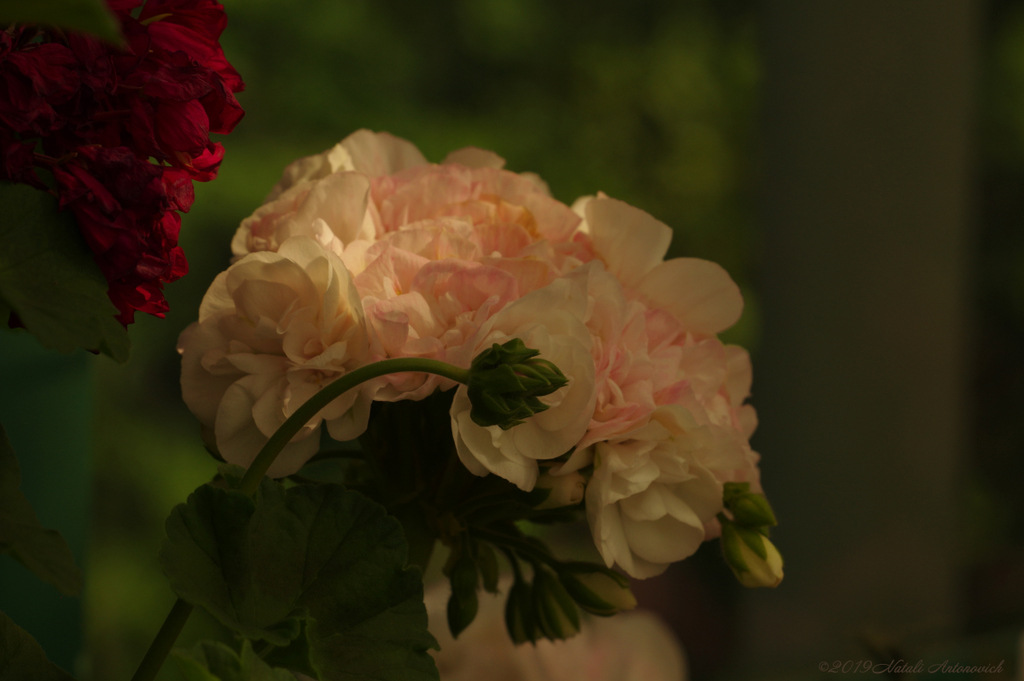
[723,483,777,529]
[532,569,581,641]
[466,338,569,430]
[720,518,784,588]
[447,555,480,637]
[534,468,585,509]
[504,579,536,645]
[558,562,636,616]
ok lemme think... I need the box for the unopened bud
[720,518,784,588]
[534,468,585,509]
[504,579,536,645]
[558,562,636,616]
[723,482,777,528]
[466,338,569,430]
[532,569,580,641]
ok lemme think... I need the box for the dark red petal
[141,54,214,101]
[53,162,121,214]
[6,44,80,101]
[135,252,169,279]
[0,72,61,133]
[68,33,118,94]
[156,98,209,154]
[127,97,160,157]
[186,141,223,181]
[146,22,218,64]
[161,167,194,212]
[140,0,228,42]
[201,76,243,134]
[205,49,244,92]
[166,244,188,281]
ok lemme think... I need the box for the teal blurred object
[0,330,93,674]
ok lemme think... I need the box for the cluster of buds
[718,482,784,588]
[504,561,637,644]
[465,338,569,430]
[0,0,244,324]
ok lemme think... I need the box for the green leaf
[170,640,295,681]
[0,0,123,44]
[0,424,81,597]
[475,542,499,594]
[161,479,439,681]
[446,555,478,638]
[0,610,76,681]
[0,182,129,363]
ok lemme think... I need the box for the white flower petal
[587,195,672,288]
[341,129,428,176]
[442,146,506,169]
[637,258,744,335]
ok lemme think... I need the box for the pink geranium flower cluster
[0,0,243,324]
[180,131,763,579]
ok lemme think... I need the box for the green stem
[132,356,470,681]
[129,598,193,681]
[239,357,469,496]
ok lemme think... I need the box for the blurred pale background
[4,0,1024,679]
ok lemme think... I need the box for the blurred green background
[5,0,1024,679]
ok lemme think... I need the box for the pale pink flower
[585,405,752,578]
[232,130,429,265]
[358,252,521,400]
[211,132,767,580]
[178,236,372,478]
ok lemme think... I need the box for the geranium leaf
[0,424,82,597]
[0,0,122,44]
[0,182,129,363]
[170,640,295,681]
[0,610,76,680]
[161,479,439,681]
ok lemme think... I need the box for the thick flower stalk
[1,0,244,324]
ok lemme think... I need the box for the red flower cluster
[0,0,244,324]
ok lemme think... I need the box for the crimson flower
[0,0,244,325]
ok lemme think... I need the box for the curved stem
[239,357,469,495]
[132,356,470,681]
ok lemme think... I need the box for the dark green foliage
[0,424,81,597]
[445,555,479,638]
[170,640,295,681]
[0,610,75,681]
[160,479,439,681]
[0,183,129,362]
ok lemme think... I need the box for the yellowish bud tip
[735,536,784,588]
[535,469,585,509]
